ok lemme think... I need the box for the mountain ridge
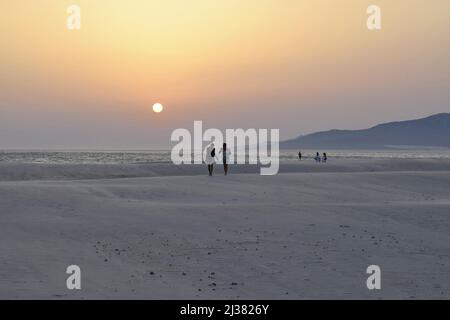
[281,113,450,149]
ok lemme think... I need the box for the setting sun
[153,103,164,113]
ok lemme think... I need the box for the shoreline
[1,158,450,182]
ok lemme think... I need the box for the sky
[1,0,449,149]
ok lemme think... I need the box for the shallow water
[281,149,450,161]
[1,149,450,164]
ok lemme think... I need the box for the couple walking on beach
[205,143,231,176]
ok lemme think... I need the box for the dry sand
[0,159,449,299]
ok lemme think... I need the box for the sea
[1,149,450,164]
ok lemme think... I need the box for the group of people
[204,146,329,176]
[315,152,327,163]
[298,151,328,163]
[205,143,231,176]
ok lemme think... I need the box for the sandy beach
[1,159,449,299]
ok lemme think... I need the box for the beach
[1,159,449,299]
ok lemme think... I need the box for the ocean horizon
[1,148,450,165]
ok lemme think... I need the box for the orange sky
[1,0,449,148]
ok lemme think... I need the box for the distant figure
[205,143,216,176]
[322,152,328,163]
[219,143,231,175]
[314,152,321,162]
[298,151,302,160]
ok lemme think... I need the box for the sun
[152,103,164,113]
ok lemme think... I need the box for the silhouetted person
[298,151,302,160]
[322,152,327,163]
[219,143,231,175]
[315,152,321,162]
[205,143,216,176]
